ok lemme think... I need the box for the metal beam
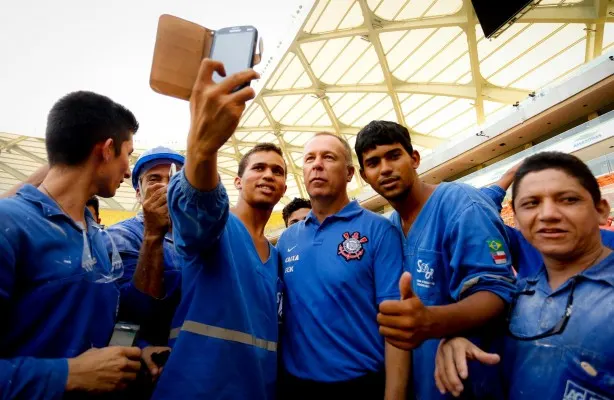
[482,85,531,104]
[230,136,242,160]
[358,0,408,133]
[292,46,343,135]
[520,5,599,24]
[0,136,28,151]
[464,0,484,125]
[297,13,468,44]
[277,135,306,198]
[261,82,527,104]
[0,139,47,164]
[219,151,240,160]
[585,0,608,61]
[0,161,27,180]
[218,166,238,178]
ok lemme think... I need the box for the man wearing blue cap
[105,146,185,379]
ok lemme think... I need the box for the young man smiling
[152,59,287,400]
[355,120,516,400]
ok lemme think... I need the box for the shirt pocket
[556,345,614,399]
[411,249,445,305]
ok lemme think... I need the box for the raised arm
[373,225,410,400]
[168,59,259,256]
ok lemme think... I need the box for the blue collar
[304,200,363,225]
[527,251,614,293]
[17,184,96,227]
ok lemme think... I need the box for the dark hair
[238,143,286,177]
[86,196,100,217]
[282,197,312,227]
[311,132,353,167]
[46,91,139,166]
[512,151,601,210]
[355,120,414,170]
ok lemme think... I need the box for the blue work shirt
[277,201,403,382]
[152,171,279,400]
[105,214,182,347]
[0,185,119,400]
[503,252,614,399]
[391,182,516,400]
[480,185,614,278]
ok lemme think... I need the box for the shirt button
[540,321,549,329]
[546,298,553,304]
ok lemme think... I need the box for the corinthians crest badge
[338,231,369,261]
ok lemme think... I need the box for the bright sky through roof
[0,0,305,149]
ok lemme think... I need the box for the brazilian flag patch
[487,239,508,265]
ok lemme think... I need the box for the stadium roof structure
[1,0,614,214]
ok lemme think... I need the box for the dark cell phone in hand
[209,26,258,91]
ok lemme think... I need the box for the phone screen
[210,29,256,84]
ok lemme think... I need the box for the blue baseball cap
[131,146,185,189]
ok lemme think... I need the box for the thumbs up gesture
[377,272,439,350]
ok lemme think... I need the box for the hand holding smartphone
[150,15,262,100]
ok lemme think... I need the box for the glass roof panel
[300,40,327,63]
[337,48,382,84]
[385,28,436,73]
[338,2,364,30]
[312,0,357,34]
[296,101,332,126]
[353,96,396,126]
[266,53,296,90]
[430,108,477,138]
[410,30,468,82]
[357,63,385,83]
[424,0,463,18]
[394,27,462,81]
[488,24,585,87]
[240,104,267,127]
[329,92,369,118]
[405,96,455,127]
[480,24,564,79]
[400,94,434,116]
[284,132,316,147]
[272,54,311,90]
[336,93,389,125]
[280,95,320,124]
[265,95,304,121]
[414,98,474,134]
[511,39,586,90]
[320,37,372,83]
[434,53,471,83]
[310,37,353,78]
[303,0,330,33]
[372,0,410,20]
[394,0,434,20]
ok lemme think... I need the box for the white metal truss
[2,0,614,213]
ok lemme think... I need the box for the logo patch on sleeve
[338,232,368,261]
[487,239,508,265]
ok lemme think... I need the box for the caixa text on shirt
[285,255,299,263]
